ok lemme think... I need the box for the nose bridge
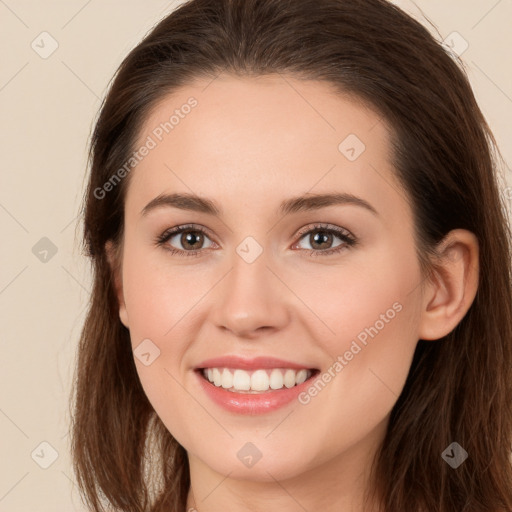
[210,238,289,337]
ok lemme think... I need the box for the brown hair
[71,0,512,511]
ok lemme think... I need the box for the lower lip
[195,370,317,415]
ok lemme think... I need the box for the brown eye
[179,230,205,250]
[308,230,336,250]
[293,224,357,257]
[157,225,215,255]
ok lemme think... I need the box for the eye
[293,223,357,257]
[156,224,215,257]
[156,222,357,258]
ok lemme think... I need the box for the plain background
[0,1,511,510]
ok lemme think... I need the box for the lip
[195,355,316,371]
[193,356,319,415]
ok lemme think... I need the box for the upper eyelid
[160,223,215,241]
[295,222,353,238]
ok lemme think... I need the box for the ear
[418,229,479,341]
[105,240,129,328]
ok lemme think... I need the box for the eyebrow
[141,192,379,217]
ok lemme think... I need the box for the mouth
[196,367,320,394]
[193,355,321,414]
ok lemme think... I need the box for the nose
[210,249,290,339]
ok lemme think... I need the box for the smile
[200,367,315,393]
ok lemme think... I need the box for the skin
[107,74,479,512]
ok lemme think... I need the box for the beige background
[0,1,511,511]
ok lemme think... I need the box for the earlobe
[105,240,129,328]
[418,229,479,341]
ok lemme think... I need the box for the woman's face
[114,74,426,483]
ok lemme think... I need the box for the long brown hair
[71,0,512,510]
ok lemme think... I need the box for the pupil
[183,231,203,249]
[312,231,331,249]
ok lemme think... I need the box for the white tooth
[295,369,308,385]
[221,368,233,389]
[283,369,296,388]
[251,369,270,391]
[212,368,222,387]
[232,369,251,390]
[207,368,213,382]
[269,369,284,389]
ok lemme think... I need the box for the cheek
[121,243,187,337]
[292,244,421,398]
[120,247,200,446]
[293,244,420,351]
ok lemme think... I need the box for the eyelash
[155,223,358,258]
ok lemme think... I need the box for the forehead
[126,73,408,222]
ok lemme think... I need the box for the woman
[71,0,512,510]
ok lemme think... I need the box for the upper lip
[195,355,317,371]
